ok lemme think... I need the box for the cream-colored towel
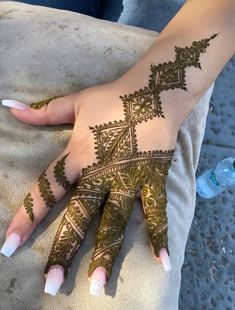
[0,2,213,309]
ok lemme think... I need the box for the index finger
[0,150,78,257]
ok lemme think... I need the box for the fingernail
[44,267,64,296]
[0,232,22,257]
[2,99,28,111]
[89,267,107,297]
[89,279,105,297]
[159,248,171,271]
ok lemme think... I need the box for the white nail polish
[89,279,104,297]
[0,232,21,257]
[44,268,64,296]
[159,249,172,272]
[2,99,28,111]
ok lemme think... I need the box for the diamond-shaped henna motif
[87,35,218,169]
[132,93,154,118]
[175,47,204,70]
[87,34,218,170]
[121,88,160,123]
[157,67,186,90]
[175,47,200,66]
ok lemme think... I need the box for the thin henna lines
[23,155,71,222]
[53,153,71,190]
[29,96,59,110]
[23,193,34,222]
[38,172,56,208]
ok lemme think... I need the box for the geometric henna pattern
[44,154,173,279]
[43,35,218,281]
[88,33,218,165]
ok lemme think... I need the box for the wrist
[114,34,215,128]
[113,63,199,131]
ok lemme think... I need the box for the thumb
[2,93,78,125]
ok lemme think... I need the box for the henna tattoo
[44,35,218,280]
[24,155,71,222]
[87,34,218,166]
[54,153,71,190]
[44,178,109,277]
[121,33,218,120]
[23,193,34,222]
[141,164,170,255]
[29,96,59,110]
[30,98,52,110]
[38,172,56,208]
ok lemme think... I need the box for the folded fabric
[0,2,214,309]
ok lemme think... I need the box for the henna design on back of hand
[43,34,218,279]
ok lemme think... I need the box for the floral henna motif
[43,35,218,280]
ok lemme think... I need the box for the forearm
[115,0,235,128]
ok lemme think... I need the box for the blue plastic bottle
[196,157,235,198]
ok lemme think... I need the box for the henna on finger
[29,97,59,110]
[44,34,218,282]
[141,163,171,256]
[53,153,71,190]
[44,179,109,278]
[38,172,56,208]
[23,154,71,222]
[23,193,34,222]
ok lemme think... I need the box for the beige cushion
[0,2,214,309]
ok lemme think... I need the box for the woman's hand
[1,79,177,296]
[1,0,235,299]
[1,32,220,297]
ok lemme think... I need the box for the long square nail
[2,99,28,111]
[0,232,21,257]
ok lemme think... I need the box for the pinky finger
[150,244,172,272]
